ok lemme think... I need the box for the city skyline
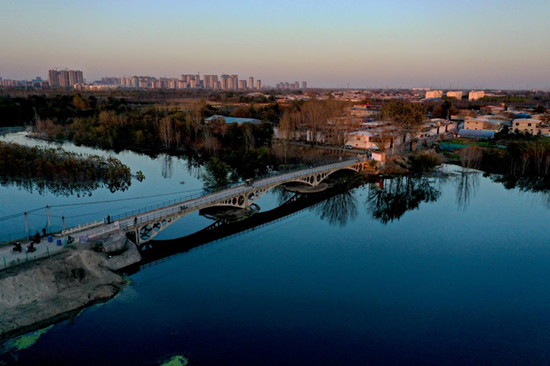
[1,0,549,89]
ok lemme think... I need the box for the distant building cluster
[94,74,264,91]
[0,76,49,88]
[1,68,310,91]
[424,89,485,101]
[275,81,307,90]
[48,68,84,87]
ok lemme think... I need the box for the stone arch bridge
[87,158,372,249]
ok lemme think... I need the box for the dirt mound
[0,249,128,341]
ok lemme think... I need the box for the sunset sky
[1,0,549,89]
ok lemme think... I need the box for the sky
[1,0,549,89]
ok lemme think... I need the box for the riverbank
[0,248,130,342]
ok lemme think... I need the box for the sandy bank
[0,249,130,341]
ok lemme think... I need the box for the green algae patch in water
[0,325,54,355]
[13,325,54,351]
[160,355,189,366]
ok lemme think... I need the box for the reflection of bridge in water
[82,158,372,247]
[125,180,357,273]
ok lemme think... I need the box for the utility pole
[24,211,29,239]
[47,205,51,234]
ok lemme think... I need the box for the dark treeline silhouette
[478,138,550,177]
[0,141,133,195]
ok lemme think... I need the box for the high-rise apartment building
[203,74,219,89]
[249,77,254,90]
[256,80,261,90]
[302,81,307,90]
[58,70,70,87]
[68,70,77,86]
[239,80,247,90]
[48,69,59,87]
[48,68,84,87]
[203,75,212,88]
[221,74,229,90]
[229,75,238,90]
[76,70,84,84]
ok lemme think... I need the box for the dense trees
[275,99,360,149]
[2,94,278,163]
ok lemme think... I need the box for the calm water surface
[1,133,550,365]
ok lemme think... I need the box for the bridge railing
[109,191,207,222]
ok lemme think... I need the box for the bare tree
[277,111,294,163]
[301,99,327,145]
[459,146,483,170]
[203,130,221,155]
[159,116,173,148]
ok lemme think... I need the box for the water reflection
[492,175,550,209]
[310,191,359,227]
[365,176,442,224]
[0,176,130,197]
[454,169,480,211]
[133,186,344,271]
[180,152,204,181]
[271,186,297,206]
[161,154,173,179]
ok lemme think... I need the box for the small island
[0,141,140,196]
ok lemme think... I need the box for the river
[1,132,550,365]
